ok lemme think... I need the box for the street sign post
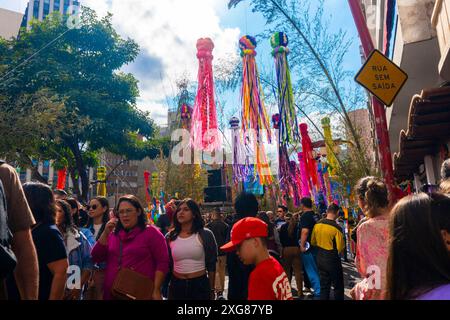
[355,49,408,106]
[348,0,396,200]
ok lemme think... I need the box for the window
[43,0,50,15]
[63,0,70,14]
[54,0,60,12]
[33,1,40,19]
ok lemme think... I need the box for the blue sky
[1,0,363,127]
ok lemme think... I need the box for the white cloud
[83,0,240,126]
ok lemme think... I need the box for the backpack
[0,161,18,278]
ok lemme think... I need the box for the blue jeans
[302,248,321,297]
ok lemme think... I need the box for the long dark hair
[86,196,109,240]
[65,198,79,226]
[114,195,148,234]
[23,182,56,225]
[386,193,450,300]
[56,199,76,233]
[288,213,299,239]
[169,198,204,241]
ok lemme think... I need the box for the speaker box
[204,186,231,203]
[207,169,223,187]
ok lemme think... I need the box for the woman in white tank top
[166,199,218,300]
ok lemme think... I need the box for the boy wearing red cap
[221,217,293,300]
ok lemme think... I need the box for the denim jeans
[301,248,321,297]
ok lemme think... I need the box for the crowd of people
[0,158,449,300]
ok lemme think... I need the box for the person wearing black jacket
[279,213,303,297]
[226,192,259,300]
[206,208,229,299]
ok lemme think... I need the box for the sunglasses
[87,204,98,210]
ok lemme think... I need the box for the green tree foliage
[0,8,168,200]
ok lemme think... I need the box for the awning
[393,87,450,182]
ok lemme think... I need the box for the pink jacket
[354,215,389,300]
[91,225,169,300]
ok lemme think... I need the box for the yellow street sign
[355,49,408,106]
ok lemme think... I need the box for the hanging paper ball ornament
[181,104,192,121]
[197,38,214,59]
[270,32,290,56]
[229,117,240,129]
[272,113,281,129]
[239,35,257,57]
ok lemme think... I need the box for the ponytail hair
[355,176,389,217]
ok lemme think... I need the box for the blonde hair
[440,179,450,194]
[355,176,389,217]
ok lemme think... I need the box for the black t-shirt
[279,222,300,247]
[206,220,229,256]
[32,223,67,300]
[156,214,170,237]
[300,211,317,244]
[226,215,254,300]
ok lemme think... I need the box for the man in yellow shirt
[311,203,345,300]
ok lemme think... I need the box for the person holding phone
[91,195,169,300]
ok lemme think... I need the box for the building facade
[360,0,450,189]
[21,0,80,29]
[348,108,377,167]
[99,152,140,207]
[0,8,23,39]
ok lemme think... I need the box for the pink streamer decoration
[298,152,310,197]
[300,123,319,190]
[190,38,220,151]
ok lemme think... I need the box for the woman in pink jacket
[91,195,169,300]
[351,176,390,300]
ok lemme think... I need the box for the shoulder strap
[0,177,11,244]
[118,239,123,268]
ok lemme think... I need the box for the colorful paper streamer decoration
[239,35,272,185]
[230,117,250,184]
[300,123,319,191]
[271,32,299,145]
[144,171,152,209]
[190,38,220,152]
[56,168,67,190]
[321,117,339,177]
[298,152,311,198]
[96,166,106,197]
[180,104,192,129]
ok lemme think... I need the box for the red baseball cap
[220,217,268,252]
